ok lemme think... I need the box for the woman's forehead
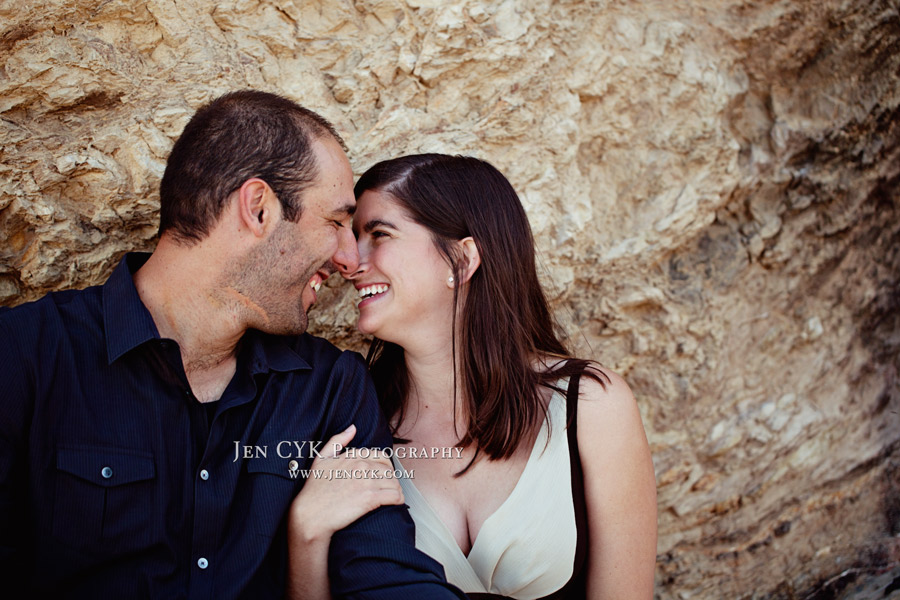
[354,190,413,224]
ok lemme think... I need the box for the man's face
[235,135,358,335]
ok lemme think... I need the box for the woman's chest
[396,442,533,556]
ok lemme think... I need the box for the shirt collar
[103,252,311,373]
[103,253,160,365]
[241,329,311,375]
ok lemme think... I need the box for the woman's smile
[355,283,391,308]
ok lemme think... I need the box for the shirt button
[101,466,113,479]
[197,558,208,569]
[200,469,209,481]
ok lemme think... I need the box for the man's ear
[236,178,278,237]
[456,237,481,284]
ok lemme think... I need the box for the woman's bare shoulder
[575,365,648,450]
[578,365,634,403]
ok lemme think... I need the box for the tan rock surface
[2,1,898,597]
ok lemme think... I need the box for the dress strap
[562,371,589,598]
[531,372,589,600]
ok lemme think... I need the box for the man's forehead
[311,134,351,174]
[300,139,352,207]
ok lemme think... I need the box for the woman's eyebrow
[363,219,398,233]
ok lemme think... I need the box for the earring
[448,276,454,284]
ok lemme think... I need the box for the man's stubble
[223,219,320,336]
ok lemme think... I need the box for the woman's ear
[457,237,481,284]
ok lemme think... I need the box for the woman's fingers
[288,443,409,546]
[378,486,404,506]
[358,481,405,512]
[316,456,402,483]
[316,424,357,459]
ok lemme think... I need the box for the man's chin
[293,311,310,335]
[257,312,309,337]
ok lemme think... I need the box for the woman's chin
[356,319,378,337]
[358,323,403,346]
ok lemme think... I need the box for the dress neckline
[394,389,555,560]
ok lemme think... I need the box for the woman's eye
[371,231,389,239]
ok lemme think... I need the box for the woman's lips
[356,283,390,307]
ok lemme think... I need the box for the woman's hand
[288,424,405,543]
[286,425,405,600]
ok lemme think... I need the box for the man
[0,91,465,599]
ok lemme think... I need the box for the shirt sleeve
[0,313,34,583]
[324,351,468,600]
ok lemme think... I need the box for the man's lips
[307,270,331,304]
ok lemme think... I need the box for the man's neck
[134,238,246,401]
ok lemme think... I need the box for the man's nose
[332,227,359,276]
[342,239,370,281]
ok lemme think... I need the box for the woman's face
[346,189,455,344]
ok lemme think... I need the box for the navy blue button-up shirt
[0,253,464,599]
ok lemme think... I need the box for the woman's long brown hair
[355,154,608,467]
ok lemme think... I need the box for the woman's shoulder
[570,368,657,598]
[577,364,633,405]
[540,357,633,405]
[535,358,642,437]
[573,364,650,469]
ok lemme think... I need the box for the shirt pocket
[245,454,306,538]
[53,446,156,550]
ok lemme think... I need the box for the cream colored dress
[393,389,578,599]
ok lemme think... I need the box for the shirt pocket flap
[57,447,156,488]
[245,454,304,481]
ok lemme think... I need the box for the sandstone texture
[2,1,898,598]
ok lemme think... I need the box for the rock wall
[2,1,898,597]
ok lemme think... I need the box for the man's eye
[332,220,345,228]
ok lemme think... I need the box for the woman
[287,154,657,599]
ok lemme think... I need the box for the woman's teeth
[359,284,389,299]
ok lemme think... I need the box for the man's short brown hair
[158,90,345,243]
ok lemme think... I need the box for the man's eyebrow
[363,219,398,233]
[328,203,356,218]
